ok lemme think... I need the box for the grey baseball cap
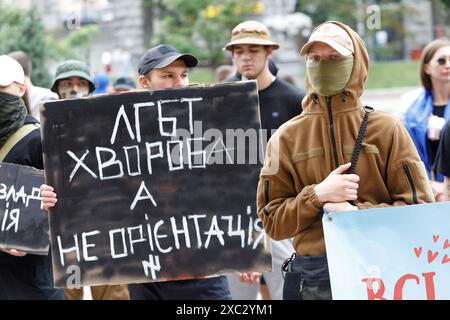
[138,44,198,76]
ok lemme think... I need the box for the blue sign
[323,202,450,300]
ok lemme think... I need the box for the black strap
[281,252,297,278]
[347,106,373,206]
[347,106,373,174]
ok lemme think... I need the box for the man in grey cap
[42,45,231,300]
[137,44,198,90]
[50,60,95,100]
[127,44,231,300]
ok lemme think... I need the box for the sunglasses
[436,56,450,66]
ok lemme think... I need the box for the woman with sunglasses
[404,38,450,202]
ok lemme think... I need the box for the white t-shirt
[29,86,58,121]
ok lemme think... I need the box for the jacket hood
[302,21,369,114]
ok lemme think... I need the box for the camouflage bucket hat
[50,60,95,93]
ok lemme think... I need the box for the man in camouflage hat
[50,60,95,99]
[48,60,130,300]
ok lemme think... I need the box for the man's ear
[230,48,237,60]
[265,47,273,59]
[17,83,27,98]
[139,75,152,89]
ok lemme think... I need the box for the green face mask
[306,56,354,97]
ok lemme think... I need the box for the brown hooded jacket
[256,21,434,256]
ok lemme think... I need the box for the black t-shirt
[258,78,304,139]
[437,120,450,177]
[224,75,304,144]
[426,105,446,175]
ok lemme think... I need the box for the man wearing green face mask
[255,21,434,300]
[301,22,355,97]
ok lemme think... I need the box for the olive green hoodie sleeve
[256,133,324,241]
[356,120,434,209]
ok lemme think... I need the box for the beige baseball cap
[224,20,280,51]
[300,22,354,56]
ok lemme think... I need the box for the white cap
[0,55,25,87]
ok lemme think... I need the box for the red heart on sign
[414,247,422,258]
[444,239,450,249]
[428,250,439,263]
[442,254,450,264]
[433,235,440,243]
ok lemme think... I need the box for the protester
[8,51,58,121]
[92,73,110,95]
[225,21,303,140]
[0,55,63,299]
[49,60,95,99]
[437,121,450,201]
[403,38,450,202]
[45,60,130,300]
[42,46,232,300]
[132,44,231,299]
[256,21,434,300]
[215,65,235,83]
[224,20,305,300]
[112,76,136,92]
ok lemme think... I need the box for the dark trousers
[0,253,63,300]
[283,255,332,300]
[129,275,231,300]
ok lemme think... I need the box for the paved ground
[361,86,420,119]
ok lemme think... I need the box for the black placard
[41,81,271,287]
[0,162,49,254]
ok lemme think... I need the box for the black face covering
[0,92,27,148]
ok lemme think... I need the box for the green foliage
[441,0,450,8]
[296,0,358,28]
[0,6,24,49]
[366,60,420,89]
[296,0,405,28]
[297,0,418,61]
[0,4,52,87]
[189,67,215,85]
[147,0,260,66]
[47,25,99,63]
[0,3,99,87]
[372,40,402,61]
